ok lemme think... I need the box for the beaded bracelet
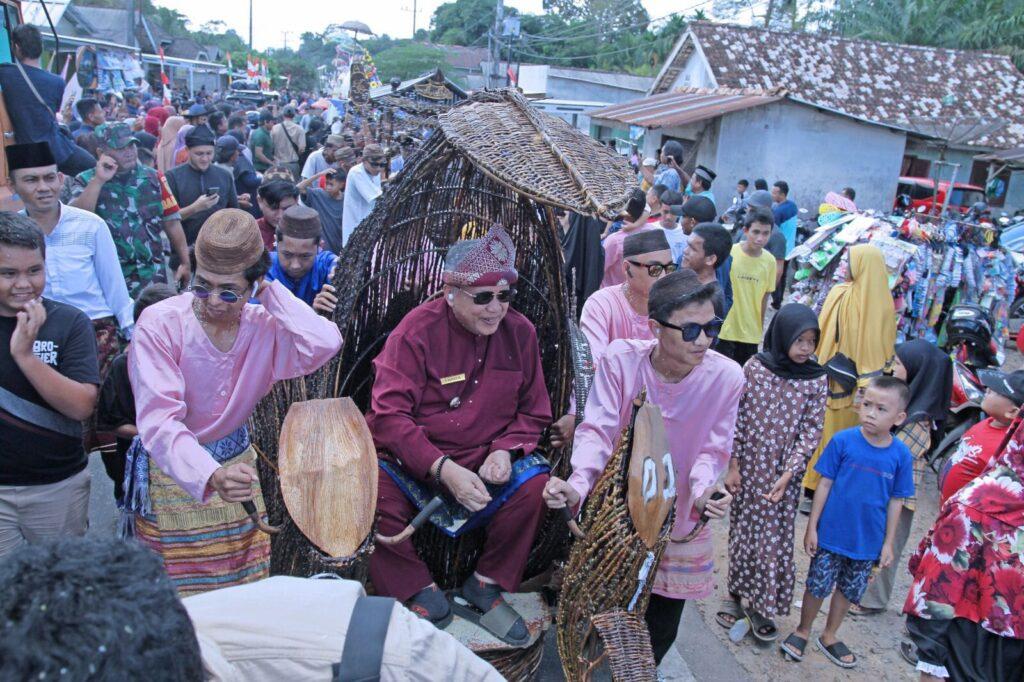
[433,455,451,489]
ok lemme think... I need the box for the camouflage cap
[95,122,138,150]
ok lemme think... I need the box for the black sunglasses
[455,288,517,305]
[190,280,255,304]
[655,317,724,342]
[627,260,678,277]
[366,160,387,168]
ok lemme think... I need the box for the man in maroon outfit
[366,226,552,643]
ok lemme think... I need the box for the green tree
[371,42,450,81]
[430,0,499,45]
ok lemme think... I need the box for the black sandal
[816,636,857,668]
[715,597,743,629]
[743,606,779,643]
[779,633,807,661]
[407,585,453,629]
[450,578,530,647]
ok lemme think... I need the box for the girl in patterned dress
[721,304,828,640]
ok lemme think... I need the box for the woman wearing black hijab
[722,304,829,641]
[854,338,952,615]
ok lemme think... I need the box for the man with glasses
[342,144,385,246]
[550,230,676,448]
[125,209,341,595]
[366,226,552,646]
[265,205,336,307]
[544,269,743,670]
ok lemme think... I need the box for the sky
[155,0,700,51]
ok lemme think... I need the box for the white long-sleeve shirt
[341,163,382,247]
[29,203,134,331]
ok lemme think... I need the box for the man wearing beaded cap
[366,225,552,645]
[124,209,341,595]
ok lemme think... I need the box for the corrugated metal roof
[22,0,71,30]
[589,87,783,129]
[977,147,1024,167]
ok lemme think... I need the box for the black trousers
[716,339,758,368]
[644,594,686,665]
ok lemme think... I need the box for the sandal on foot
[899,640,919,666]
[715,597,743,629]
[407,585,453,629]
[849,604,883,617]
[779,633,807,661]
[743,606,778,643]
[816,637,857,668]
[451,578,530,647]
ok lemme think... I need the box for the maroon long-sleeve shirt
[365,298,552,482]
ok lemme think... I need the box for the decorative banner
[226,52,233,85]
[247,55,258,78]
[158,47,171,105]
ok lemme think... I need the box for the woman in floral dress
[722,304,828,640]
[903,418,1024,680]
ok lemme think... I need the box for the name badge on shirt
[440,373,466,386]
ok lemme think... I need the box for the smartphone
[206,187,220,197]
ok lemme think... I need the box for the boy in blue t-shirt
[780,376,914,669]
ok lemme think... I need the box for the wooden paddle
[277,398,378,557]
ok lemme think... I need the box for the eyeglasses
[655,317,724,342]
[455,288,517,305]
[366,160,386,168]
[627,260,678,277]
[190,280,256,304]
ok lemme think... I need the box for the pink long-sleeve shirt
[579,285,655,363]
[568,338,744,598]
[128,281,342,502]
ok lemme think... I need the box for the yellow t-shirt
[720,243,777,344]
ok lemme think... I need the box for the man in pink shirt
[125,209,342,595]
[545,269,744,667]
[550,229,675,448]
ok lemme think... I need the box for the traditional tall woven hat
[442,225,518,287]
[194,209,266,275]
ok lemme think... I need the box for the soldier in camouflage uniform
[70,122,191,298]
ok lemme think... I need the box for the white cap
[642,157,658,167]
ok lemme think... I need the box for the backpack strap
[332,595,395,682]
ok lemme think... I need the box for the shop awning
[589,87,784,130]
[975,146,1024,169]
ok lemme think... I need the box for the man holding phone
[165,126,239,244]
[341,144,385,248]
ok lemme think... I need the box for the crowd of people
[0,21,1022,682]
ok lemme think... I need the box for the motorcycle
[928,304,999,477]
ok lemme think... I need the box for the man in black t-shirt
[0,213,100,559]
[165,125,239,244]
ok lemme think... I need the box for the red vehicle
[895,177,986,215]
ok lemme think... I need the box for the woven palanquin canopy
[440,90,635,220]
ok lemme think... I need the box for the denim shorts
[806,547,874,604]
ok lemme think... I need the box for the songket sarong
[121,426,270,597]
[378,452,550,537]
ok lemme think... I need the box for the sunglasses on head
[455,288,517,305]
[190,280,257,304]
[655,317,723,342]
[627,260,678,277]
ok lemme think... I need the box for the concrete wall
[1005,171,1024,215]
[708,101,907,213]
[546,76,647,105]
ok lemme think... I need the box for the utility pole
[412,0,417,38]
[248,0,253,50]
[282,31,291,50]
[489,0,503,89]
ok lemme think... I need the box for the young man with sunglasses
[549,230,675,448]
[366,226,552,645]
[544,269,744,669]
[125,209,341,595]
[718,207,777,367]
[342,144,385,247]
